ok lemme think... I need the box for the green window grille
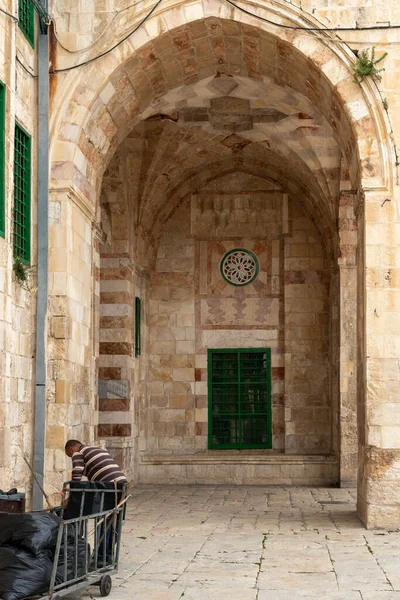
[135,297,141,357]
[0,81,5,238]
[18,0,35,47]
[208,348,272,450]
[13,123,31,264]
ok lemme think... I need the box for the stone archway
[47,4,395,527]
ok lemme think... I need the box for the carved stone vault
[46,8,396,528]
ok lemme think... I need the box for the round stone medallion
[220,248,259,286]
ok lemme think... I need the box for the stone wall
[284,200,331,454]
[97,151,149,482]
[142,171,333,481]
[192,174,285,454]
[146,197,196,454]
[0,0,395,524]
[45,188,98,499]
[0,2,38,504]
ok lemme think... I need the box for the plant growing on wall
[13,256,37,292]
[352,47,388,85]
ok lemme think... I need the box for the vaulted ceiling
[101,70,343,261]
[71,17,365,216]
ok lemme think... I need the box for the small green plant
[13,255,36,292]
[383,97,389,111]
[352,47,388,85]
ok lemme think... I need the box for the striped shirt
[71,445,127,484]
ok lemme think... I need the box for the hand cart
[38,481,129,600]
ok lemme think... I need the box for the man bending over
[64,440,127,564]
[65,440,127,484]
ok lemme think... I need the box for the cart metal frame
[38,481,129,600]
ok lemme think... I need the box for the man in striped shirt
[65,440,127,484]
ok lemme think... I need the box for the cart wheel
[100,574,112,597]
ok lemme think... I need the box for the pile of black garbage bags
[0,512,89,600]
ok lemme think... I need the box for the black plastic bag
[0,546,52,600]
[55,535,89,585]
[0,512,61,554]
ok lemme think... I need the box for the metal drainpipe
[32,2,49,510]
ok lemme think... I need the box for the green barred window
[208,348,272,450]
[135,297,141,357]
[18,0,35,47]
[13,124,31,264]
[0,82,5,238]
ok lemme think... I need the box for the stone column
[358,188,400,528]
[338,191,358,486]
[46,187,97,500]
[98,253,136,479]
[98,254,134,438]
[338,260,357,485]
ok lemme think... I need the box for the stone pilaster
[97,255,150,481]
[98,254,134,440]
[338,191,358,486]
[358,188,400,528]
[46,187,97,500]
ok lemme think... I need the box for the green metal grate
[208,348,272,449]
[13,123,31,264]
[0,81,5,238]
[18,0,35,47]
[135,297,141,357]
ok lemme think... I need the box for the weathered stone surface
[2,0,400,525]
[72,485,400,599]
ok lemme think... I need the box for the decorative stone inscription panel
[191,192,284,238]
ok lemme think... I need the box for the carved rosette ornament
[220,248,259,286]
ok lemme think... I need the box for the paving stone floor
[77,485,400,600]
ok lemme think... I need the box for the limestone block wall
[358,188,400,527]
[192,174,286,453]
[48,0,400,180]
[144,172,332,467]
[98,167,135,441]
[45,189,98,498]
[0,2,38,503]
[284,200,331,454]
[43,0,400,525]
[97,152,149,482]
[147,200,196,453]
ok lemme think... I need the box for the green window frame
[18,0,35,47]
[13,123,32,264]
[208,348,272,450]
[135,297,141,357]
[0,81,5,238]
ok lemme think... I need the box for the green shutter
[0,82,5,238]
[208,348,272,450]
[18,0,35,47]
[135,297,141,357]
[13,123,31,264]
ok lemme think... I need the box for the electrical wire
[267,0,400,44]
[0,6,18,21]
[279,30,400,46]
[16,55,38,78]
[50,0,163,73]
[50,0,400,74]
[53,1,138,53]
[371,78,399,182]
[30,0,51,25]
[223,0,400,31]
[46,0,400,183]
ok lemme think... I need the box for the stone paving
[80,485,400,600]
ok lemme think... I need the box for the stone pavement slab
[68,485,400,600]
